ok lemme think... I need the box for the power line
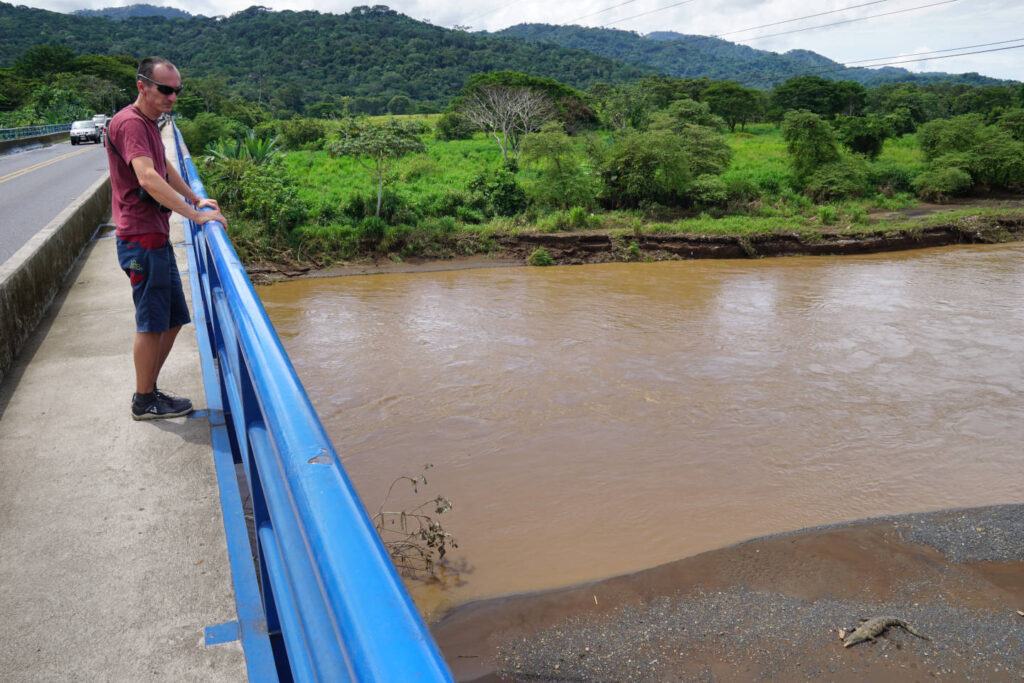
[682,0,890,45]
[739,41,1024,84]
[737,0,960,44]
[564,0,641,25]
[844,42,1024,69]
[843,36,1024,66]
[602,0,699,27]
[461,1,518,27]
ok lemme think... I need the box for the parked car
[70,120,102,145]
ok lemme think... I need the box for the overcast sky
[20,0,1024,81]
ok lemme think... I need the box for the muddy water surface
[257,244,1024,619]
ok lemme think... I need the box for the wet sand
[432,505,1024,681]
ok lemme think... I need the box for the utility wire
[564,0,641,25]
[738,41,1024,84]
[462,1,518,27]
[736,0,959,44]
[840,36,1024,66]
[602,0,698,27]
[681,0,890,45]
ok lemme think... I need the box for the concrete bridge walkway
[0,171,247,678]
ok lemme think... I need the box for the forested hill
[0,3,652,111]
[73,4,195,19]
[494,24,1011,88]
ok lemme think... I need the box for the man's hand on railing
[191,204,227,228]
[190,199,227,227]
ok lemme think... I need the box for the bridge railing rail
[171,123,453,682]
[0,123,72,141]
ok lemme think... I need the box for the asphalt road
[0,138,109,266]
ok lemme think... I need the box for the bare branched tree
[458,86,556,163]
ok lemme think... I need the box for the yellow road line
[0,147,95,184]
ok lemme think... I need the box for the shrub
[917,114,986,161]
[781,110,840,183]
[468,167,528,216]
[312,199,339,225]
[435,111,477,141]
[522,122,599,209]
[234,164,307,233]
[202,154,307,234]
[846,205,868,224]
[423,216,458,233]
[689,174,729,208]
[538,206,593,232]
[357,215,388,243]
[178,112,247,154]
[817,205,838,225]
[455,206,486,224]
[343,188,409,224]
[868,160,917,194]
[723,174,761,203]
[279,116,328,150]
[528,247,555,266]
[654,98,727,132]
[292,224,360,261]
[252,120,281,141]
[596,130,694,209]
[996,108,1024,141]
[566,206,590,229]
[917,121,1024,189]
[752,169,788,196]
[803,158,869,202]
[912,167,973,202]
[836,114,891,159]
[677,123,733,177]
[425,189,470,217]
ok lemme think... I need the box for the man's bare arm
[131,155,226,225]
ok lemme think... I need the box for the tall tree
[781,110,840,183]
[458,86,555,163]
[328,117,427,217]
[700,81,762,132]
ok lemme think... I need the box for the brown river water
[257,243,1024,620]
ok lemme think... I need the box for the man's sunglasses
[137,73,184,96]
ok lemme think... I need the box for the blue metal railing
[171,124,453,682]
[0,123,72,141]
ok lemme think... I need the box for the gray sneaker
[131,390,193,420]
[153,385,193,415]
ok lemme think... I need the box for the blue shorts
[116,235,191,333]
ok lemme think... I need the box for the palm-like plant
[204,129,280,165]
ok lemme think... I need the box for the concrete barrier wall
[0,174,111,383]
[0,132,70,155]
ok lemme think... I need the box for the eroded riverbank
[248,205,1024,282]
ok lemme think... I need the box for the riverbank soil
[247,200,1024,282]
[432,505,1024,682]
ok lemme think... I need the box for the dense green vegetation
[3,4,1021,270]
[0,3,651,116]
[1,2,1016,119]
[195,75,1024,266]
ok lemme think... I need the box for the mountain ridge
[493,24,1013,88]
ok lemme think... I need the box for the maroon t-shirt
[106,104,171,240]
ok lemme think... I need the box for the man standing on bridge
[106,56,226,420]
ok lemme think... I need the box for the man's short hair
[138,56,176,80]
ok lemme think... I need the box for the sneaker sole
[131,405,195,421]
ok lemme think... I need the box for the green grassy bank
[202,120,1024,272]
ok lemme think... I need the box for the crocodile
[842,616,929,647]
